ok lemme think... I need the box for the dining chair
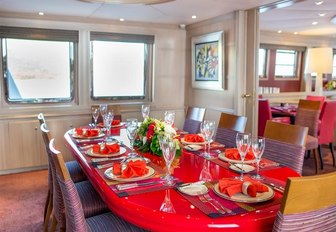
[182,106,206,134]
[49,138,146,232]
[306,95,326,114]
[294,99,321,174]
[258,98,291,136]
[263,121,308,174]
[273,172,336,231]
[214,112,247,148]
[318,100,336,169]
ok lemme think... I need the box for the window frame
[89,31,154,102]
[274,49,299,79]
[0,26,78,104]
[258,48,268,79]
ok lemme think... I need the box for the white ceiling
[0,0,335,37]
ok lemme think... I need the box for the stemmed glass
[199,159,212,182]
[164,111,175,126]
[99,104,108,118]
[160,189,176,214]
[251,136,266,180]
[126,118,138,158]
[141,105,150,120]
[91,106,99,128]
[200,120,216,159]
[103,111,114,142]
[158,135,176,186]
[235,132,251,181]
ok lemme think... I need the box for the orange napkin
[113,163,122,175]
[92,143,120,154]
[75,128,99,137]
[184,134,205,143]
[112,120,120,126]
[121,160,149,178]
[218,177,269,197]
[225,148,255,161]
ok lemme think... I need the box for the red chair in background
[258,99,291,136]
[318,100,336,169]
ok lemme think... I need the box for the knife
[91,157,125,163]
[116,181,160,191]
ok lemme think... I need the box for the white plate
[86,147,126,158]
[184,144,203,151]
[181,137,211,145]
[229,164,255,173]
[177,184,209,196]
[104,166,155,182]
[218,152,256,164]
[213,182,274,203]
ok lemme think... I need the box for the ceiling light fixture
[78,0,175,5]
[120,18,125,21]
[191,15,197,19]
[318,12,326,17]
[38,12,44,16]
[277,30,282,33]
[312,21,318,25]
[294,32,298,35]
[314,1,324,5]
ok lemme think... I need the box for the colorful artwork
[195,41,219,81]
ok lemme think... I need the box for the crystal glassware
[126,118,138,158]
[251,136,266,180]
[200,120,216,159]
[103,111,114,142]
[235,132,251,181]
[164,111,175,127]
[99,104,108,119]
[91,106,99,128]
[199,159,212,182]
[158,134,176,185]
[160,189,176,214]
[141,105,150,120]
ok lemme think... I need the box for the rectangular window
[258,48,267,78]
[275,49,297,78]
[333,53,336,78]
[90,32,154,101]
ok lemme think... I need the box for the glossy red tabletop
[64,128,300,232]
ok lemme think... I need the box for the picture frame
[191,31,224,90]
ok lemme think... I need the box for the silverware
[266,182,285,193]
[91,156,125,163]
[203,193,232,214]
[178,181,205,188]
[228,162,243,171]
[199,194,225,214]
[96,162,114,169]
[116,181,160,190]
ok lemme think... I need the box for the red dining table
[64,126,300,232]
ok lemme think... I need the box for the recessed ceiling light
[191,15,197,19]
[277,30,282,33]
[312,21,318,25]
[38,12,44,16]
[294,32,298,35]
[315,1,324,5]
[318,12,326,17]
[120,18,125,21]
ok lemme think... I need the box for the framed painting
[191,31,224,90]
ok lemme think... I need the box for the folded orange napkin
[112,120,120,126]
[75,128,99,137]
[218,177,269,197]
[225,148,255,161]
[113,163,122,175]
[184,134,205,143]
[92,143,120,154]
[121,160,149,178]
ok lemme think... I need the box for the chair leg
[50,214,57,232]
[43,190,50,221]
[44,193,53,232]
[317,144,324,170]
[329,142,336,167]
[305,150,311,159]
[313,148,320,174]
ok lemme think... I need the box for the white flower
[164,124,176,136]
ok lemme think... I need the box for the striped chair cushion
[86,212,147,232]
[273,204,336,232]
[295,108,319,137]
[183,118,202,134]
[215,127,238,148]
[66,160,87,183]
[263,138,305,174]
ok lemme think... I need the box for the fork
[203,193,233,214]
[199,195,225,214]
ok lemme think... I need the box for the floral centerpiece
[134,117,181,157]
[324,80,336,91]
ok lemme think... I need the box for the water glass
[235,132,251,181]
[103,111,114,142]
[158,135,176,185]
[141,105,150,120]
[251,137,265,180]
[164,111,175,126]
[200,120,216,159]
[99,104,108,117]
[91,106,99,128]
[126,118,138,158]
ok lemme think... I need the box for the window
[333,51,336,78]
[274,49,298,78]
[0,26,78,103]
[258,48,267,78]
[90,32,154,101]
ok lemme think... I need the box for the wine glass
[99,104,108,118]
[235,132,251,181]
[199,159,212,182]
[164,111,175,126]
[126,118,138,158]
[160,189,176,214]
[91,106,99,128]
[141,105,150,120]
[200,120,216,159]
[251,136,266,180]
[103,111,114,142]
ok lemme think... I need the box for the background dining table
[64,126,300,232]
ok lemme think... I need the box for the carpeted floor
[0,147,335,232]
